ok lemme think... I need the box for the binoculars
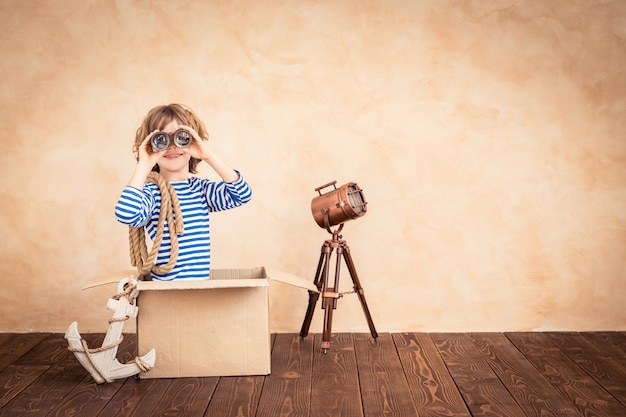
[150,129,192,152]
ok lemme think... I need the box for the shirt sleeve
[205,170,253,212]
[114,185,156,228]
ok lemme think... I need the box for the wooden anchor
[65,277,156,384]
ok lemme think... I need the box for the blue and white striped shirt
[114,172,252,281]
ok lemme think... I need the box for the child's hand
[181,125,212,161]
[137,130,166,166]
[127,130,166,187]
[179,124,239,182]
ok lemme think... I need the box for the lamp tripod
[299,224,378,353]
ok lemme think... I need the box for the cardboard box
[86,267,316,379]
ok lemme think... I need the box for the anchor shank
[101,297,134,358]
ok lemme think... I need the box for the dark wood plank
[0,364,49,408]
[353,333,418,417]
[0,334,14,348]
[11,333,90,367]
[581,331,626,361]
[393,332,471,417]
[48,377,127,416]
[255,333,314,417]
[549,332,626,407]
[147,377,217,417]
[96,377,172,417]
[310,333,363,417]
[506,332,626,417]
[0,365,88,415]
[0,332,60,408]
[203,376,263,417]
[42,333,139,416]
[0,333,52,372]
[2,331,626,416]
[469,333,580,417]
[0,334,101,416]
[430,333,528,417]
[95,334,178,417]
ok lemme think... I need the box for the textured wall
[1,0,625,333]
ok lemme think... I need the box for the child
[115,103,252,280]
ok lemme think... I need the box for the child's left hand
[179,124,238,182]
[180,125,212,160]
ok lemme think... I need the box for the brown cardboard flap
[266,269,319,293]
[82,269,139,290]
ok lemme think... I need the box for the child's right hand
[137,130,165,166]
[127,131,164,188]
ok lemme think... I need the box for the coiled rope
[129,171,184,277]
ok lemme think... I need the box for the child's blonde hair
[134,103,209,174]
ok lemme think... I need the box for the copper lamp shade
[311,181,367,231]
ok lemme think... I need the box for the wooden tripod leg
[321,245,342,352]
[342,243,378,339]
[300,243,331,338]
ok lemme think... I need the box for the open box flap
[82,269,139,290]
[266,268,318,292]
[138,266,268,290]
[83,267,318,293]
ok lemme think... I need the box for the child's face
[155,119,192,180]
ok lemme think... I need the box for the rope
[128,171,184,277]
[70,338,114,383]
[68,335,152,383]
[67,335,124,355]
[112,282,138,305]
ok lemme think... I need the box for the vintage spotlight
[311,181,367,233]
[301,180,377,352]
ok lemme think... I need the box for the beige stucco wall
[1,0,625,334]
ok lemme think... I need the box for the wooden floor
[0,332,625,416]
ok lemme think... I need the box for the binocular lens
[174,130,191,147]
[150,130,192,152]
[150,132,170,152]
